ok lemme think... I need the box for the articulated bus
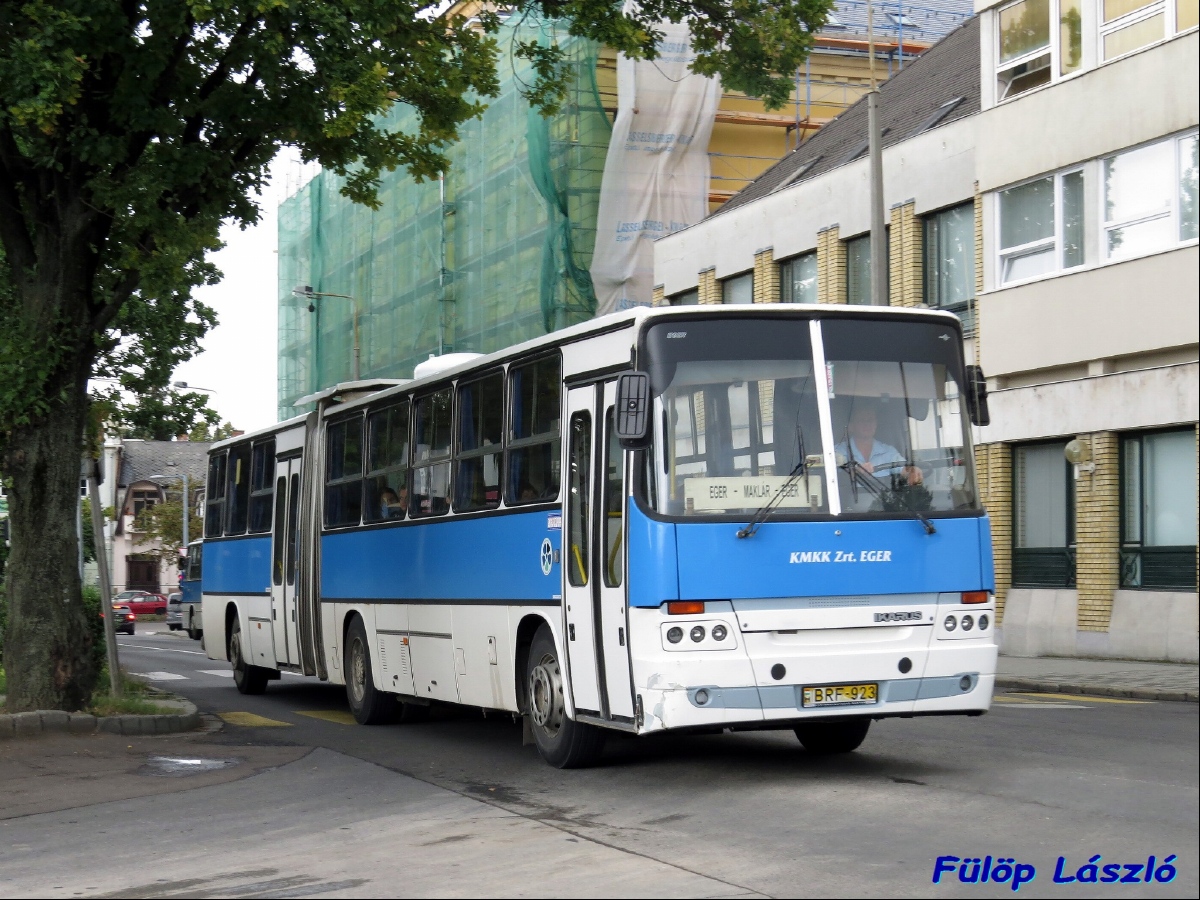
[201,305,998,767]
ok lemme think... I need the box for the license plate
[802,683,878,707]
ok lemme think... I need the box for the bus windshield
[644,316,979,519]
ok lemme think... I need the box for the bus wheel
[526,626,605,768]
[344,617,396,725]
[187,610,202,641]
[794,719,871,754]
[230,618,269,695]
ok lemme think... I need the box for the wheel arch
[224,602,240,659]
[513,612,556,715]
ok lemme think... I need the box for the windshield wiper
[840,458,937,535]
[738,426,813,540]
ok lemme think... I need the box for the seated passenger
[379,487,405,519]
[834,403,923,486]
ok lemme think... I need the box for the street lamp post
[293,285,361,381]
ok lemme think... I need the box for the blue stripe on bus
[202,536,272,595]
[978,515,996,592]
[321,511,562,602]
[670,515,988,601]
[627,503,679,608]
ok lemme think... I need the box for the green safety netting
[278,15,610,418]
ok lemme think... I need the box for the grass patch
[89,694,174,717]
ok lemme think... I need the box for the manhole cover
[139,756,241,777]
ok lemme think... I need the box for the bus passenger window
[325,417,364,528]
[567,411,591,587]
[204,452,227,538]
[247,440,275,533]
[507,355,561,505]
[225,443,251,534]
[185,543,202,581]
[412,388,452,517]
[364,401,410,523]
[456,373,503,512]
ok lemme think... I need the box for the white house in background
[99,436,210,595]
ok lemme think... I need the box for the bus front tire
[187,611,202,641]
[230,618,270,695]
[526,626,605,769]
[794,719,871,754]
[344,617,397,725]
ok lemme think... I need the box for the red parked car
[112,590,167,616]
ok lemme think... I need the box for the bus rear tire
[230,617,270,695]
[794,719,871,754]
[186,611,202,641]
[344,617,397,725]
[526,626,605,768]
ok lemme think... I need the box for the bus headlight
[978,614,989,631]
[666,626,684,644]
[944,615,957,631]
[961,615,974,631]
[689,625,705,643]
[711,624,728,641]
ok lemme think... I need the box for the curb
[0,698,202,739]
[996,676,1197,703]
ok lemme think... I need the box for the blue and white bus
[201,305,998,767]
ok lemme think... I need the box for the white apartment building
[652,7,1198,661]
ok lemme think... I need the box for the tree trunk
[1,355,98,711]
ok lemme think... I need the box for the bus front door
[563,382,635,722]
[270,456,302,668]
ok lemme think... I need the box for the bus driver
[834,403,923,486]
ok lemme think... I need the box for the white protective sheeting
[590,20,721,316]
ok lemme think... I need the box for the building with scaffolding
[276,2,973,417]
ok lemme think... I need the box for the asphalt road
[3,625,1196,898]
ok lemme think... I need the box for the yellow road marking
[1004,691,1149,705]
[295,710,358,725]
[218,711,293,727]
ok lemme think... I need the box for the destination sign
[683,475,823,513]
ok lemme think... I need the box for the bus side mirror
[965,365,991,427]
[615,372,651,447]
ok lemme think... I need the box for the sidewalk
[996,654,1198,702]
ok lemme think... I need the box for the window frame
[669,288,699,306]
[922,201,977,322]
[1011,440,1077,588]
[225,442,252,535]
[505,353,562,507]
[324,413,366,529]
[1119,428,1199,590]
[363,398,412,524]
[247,439,276,534]
[721,271,754,305]
[778,251,818,304]
[995,0,1057,101]
[996,167,1086,286]
[410,385,454,519]
[204,451,228,538]
[1103,132,1199,260]
[454,369,505,513]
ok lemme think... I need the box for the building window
[722,273,754,304]
[670,289,699,305]
[923,203,976,326]
[997,169,1084,284]
[130,489,158,520]
[845,234,887,304]
[997,0,1053,99]
[1104,133,1199,259]
[779,252,817,304]
[1012,442,1076,587]
[1121,430,1198,589]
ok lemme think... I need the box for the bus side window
[603,408,623,587]
[226,443,251,534]
[456,372,503,512]
[364,400,410,523]
[507,355,561,505]
[204,451,227,538]
[412,388,452,517]
[247,439,275,533]
[325,416,364,528]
